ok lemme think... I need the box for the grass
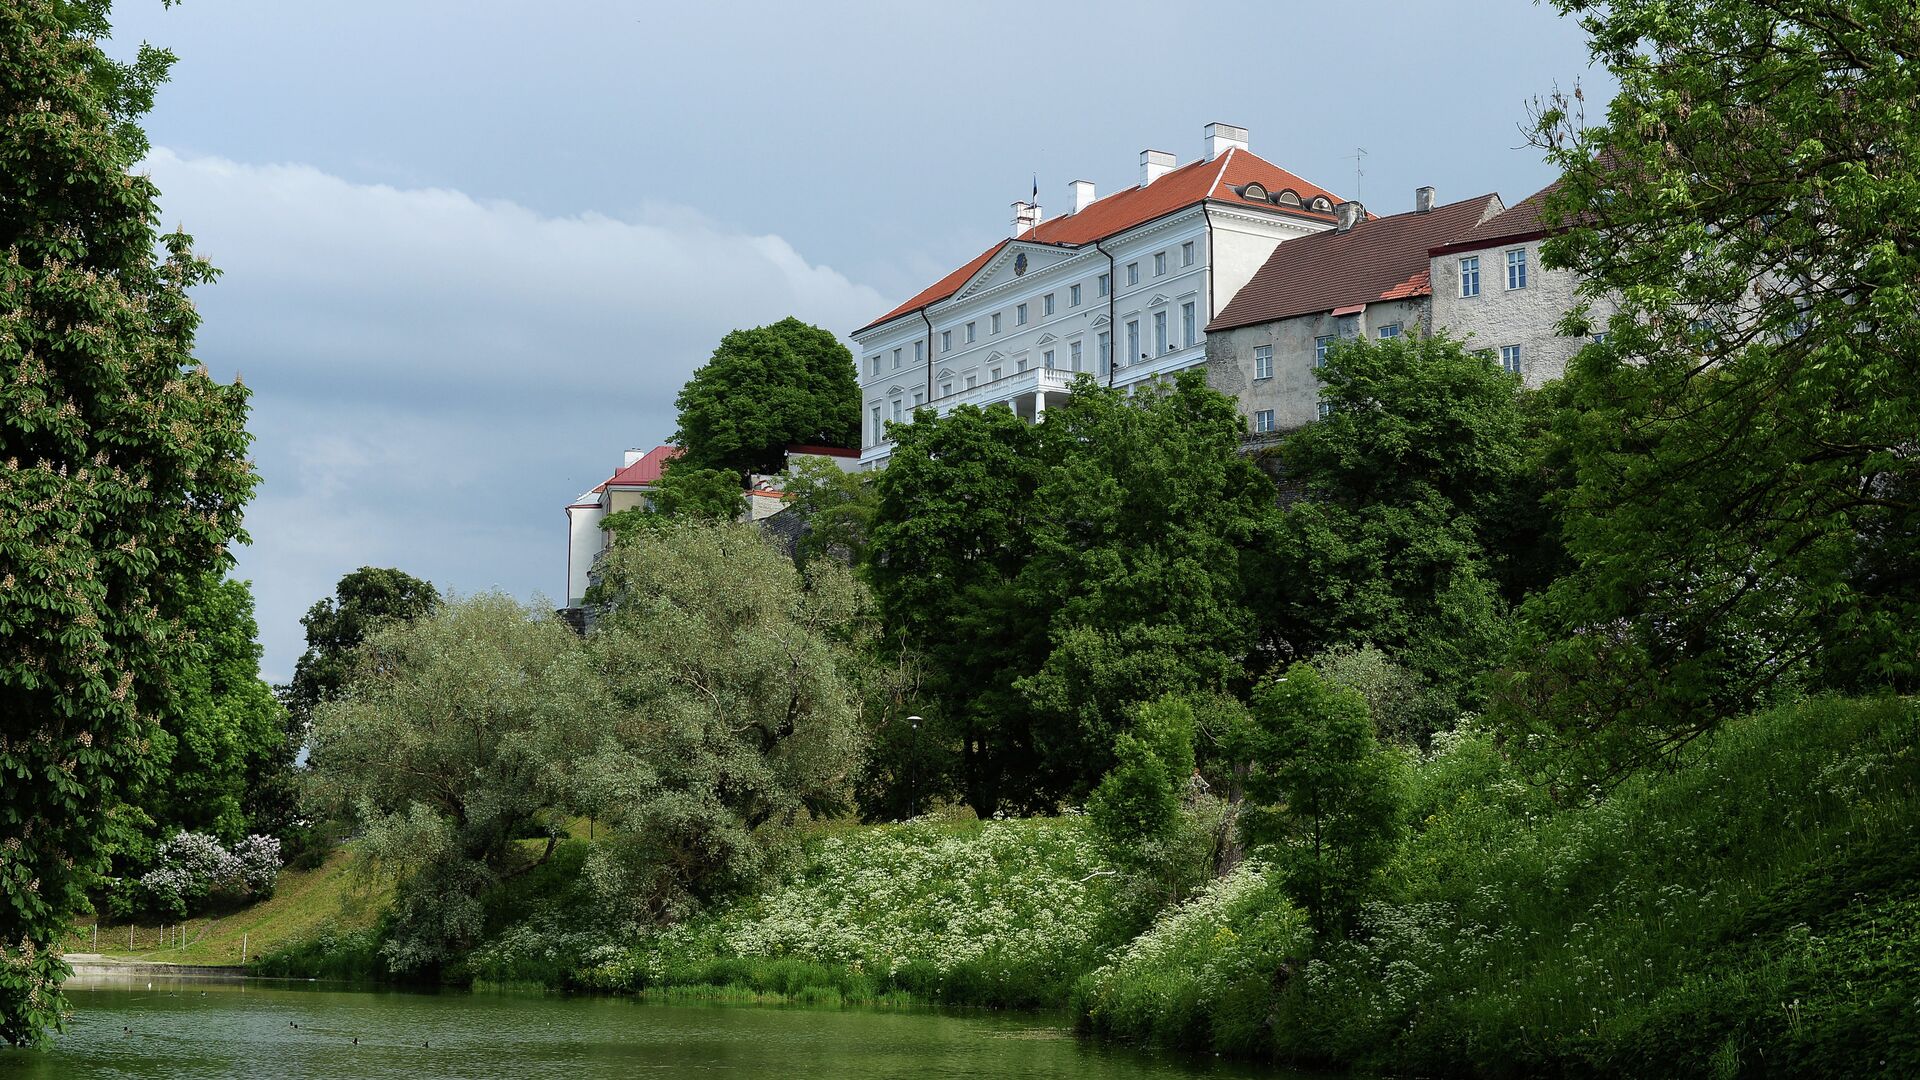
[66,847,387,969]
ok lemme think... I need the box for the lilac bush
[138,831,283,917]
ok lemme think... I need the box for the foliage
[136,831,280,920]
[777,455,875,566]
[1074,861,1310,1057]
[1264,335,1542,710]
[1087,696,1198,866]
[867,402,1049,817]
[0,0,258,1046]
[553,522,869,927]
[1314,643,1453,747]
[1240,664,1406,939]
[281,566,440,735]
[304,593,584,974]
[1501,0,1920,788]
[581,816,1129,1009]
[650,461,745,522]
[672,317,859,477]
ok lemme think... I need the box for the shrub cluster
[136,831,281,919]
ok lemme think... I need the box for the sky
[102,0,1613,683]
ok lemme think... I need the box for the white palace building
[850,123,1357,469]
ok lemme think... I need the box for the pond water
[1,974,1307,1079]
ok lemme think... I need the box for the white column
[1033,390,1047,422]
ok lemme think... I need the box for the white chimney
[1336,201,1364,232]
[1069,179,1096,214]
[1203,122,1249,161]
[1415,186,1436,213]
[623,448,645,468]
[1140,149,1175,186]
[1011,200,1042,237]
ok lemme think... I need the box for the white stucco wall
[1205,298,1432,432]
[565,502,606,608]
[1428,238,1605,386]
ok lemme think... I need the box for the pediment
[955,241,1077,300]
[985,350,1004,362]
[937,368,955,379]
[1091,313,1111,326]
[886,384,906,395]
[1035,333,1059,345]
[1146,293,1173,308]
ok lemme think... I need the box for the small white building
[849,123,1354,469]
[563,444,680,609]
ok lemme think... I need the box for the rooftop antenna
[1343,147,1369,202]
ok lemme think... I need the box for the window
[940,381,952,396]
[867,355,880,377]
[966,322,977,343]
[1499,344,1522,373]
[1154,310,1168,354]
[1506,248,1528,290]
[966,374,978,389]
[1253,345,1273,380]
[913,340,924,362]
[891,400,903,423]
[1154,252,1167,277]
[1315,335,1334,368]
[1182,302,1196,347]
[1098,330,1111,374]
[1254,409,1276,433]
[912,390,924,406]
[1590,332,1609,344]
[991,312,1002,334]
[1070,340,1083,371]
[1126,262,1140,286]
[1126,319,1140,364]
[1044,293,1056,316]
[1015,303,1028,326]
[1015,357,1027,373]
[1070,283,1082,307]
[1460,256,1481,297]
[1317,399,1335,419]
[1182,241,1195,266]
[870,405,883,443]
[1378,323,1401,339]
[941,330,952,353]
[990,366,1002,381]
[1043,349,1055,369]
[891,347,901,370]
[1097,273,1111,296]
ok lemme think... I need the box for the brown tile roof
[1209,194,1504,332]
[1429,180,1563,254]
[857,148,1349,334]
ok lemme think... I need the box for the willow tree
[1,0,255,1044]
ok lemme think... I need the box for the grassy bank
[1074,695,1920,1077]
[68,847,386,969]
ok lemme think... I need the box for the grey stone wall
[1206,298,1431,431]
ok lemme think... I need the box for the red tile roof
[1209,195,1504,332]
[858,149,1350,334]
[606,445,681,488]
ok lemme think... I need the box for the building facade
[850,123,1357,468]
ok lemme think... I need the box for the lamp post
[906,715,923,818]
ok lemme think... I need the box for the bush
[137,831,281,918]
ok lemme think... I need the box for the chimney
[1140,149,1175,186]
[1335,200,1364,232]
[1203,122,1249,161]
[1012,200,1042,237]
[1069,179,1096,214]
[1415,186,1436,213]
[623,448,646,468]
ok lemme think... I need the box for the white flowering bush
[582,816,1128,1006]
[138,831,282,917]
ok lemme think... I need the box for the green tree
[1017,372,1278,796]
[1497,0,1920,786]
[1240,664,1404,939]
[554,522,868,923]
[304,593,585,974]
[672,317,859,477]
[281,567,440,736]
[596,464,744,545]
[0,0,257,1045]
[777,455,876,567]
[1264,335,1542,715]
[868,403,1051,817]
[1087,696,1198,859]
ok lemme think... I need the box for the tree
[1263,334,1544,716]
[0,0,257,1045]
[554,522,868,924]
[1017,373,1278,798]
[868,403,1051,817]
[1088,696,1198,861]
[777,455,876,567]
[281,567,440,736]
[305,593,585,974]
[1239,664,1405,940]
[1498,0,1920,786]
[672,317,859,477]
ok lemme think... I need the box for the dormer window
[1274,189,1301,207]
[1310,196,1333,213]
[1241,182,1268,201]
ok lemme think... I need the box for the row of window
[867,241,1202,376]
[1459,248,1528,298]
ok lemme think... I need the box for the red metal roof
[1209,195,1504,332]
[858,149,1349,334]
[606,445,681,488]
[786,443,860,458]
